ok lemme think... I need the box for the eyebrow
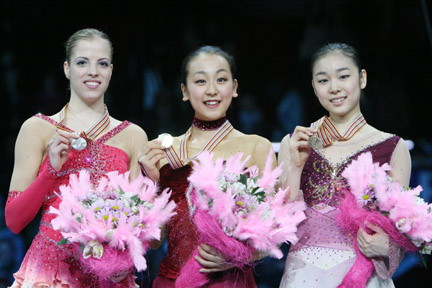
[74,56,111,61]
[315,67,351,77]
[193,68,228,75]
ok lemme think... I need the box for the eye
[194,79,206,85]
[99,61,111,67]
[340,74,350,80]
[76,59,87,66]
[317,78,328,84]
[217,77,228,83]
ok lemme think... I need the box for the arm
[277,126,316,201]
[358,138,411,279]
[138,139,167,182]
[6,118,77,233]
[124,123,148,180]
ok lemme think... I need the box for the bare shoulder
[19,115,55,139]
[239,133,273,154]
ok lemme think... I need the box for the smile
[84,81,101,88]
[330,97,347,103]
[204,100,220,106]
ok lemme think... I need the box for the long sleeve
[372,138,411,278]
[5,162,58,234]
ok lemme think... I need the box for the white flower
[83,240,104,259]
[231,182,247,196]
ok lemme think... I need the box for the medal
[308,135,323,150]
[310,114,366,148]
[71,137,87,151]
[56,103,110,152]
[158,133,173,149]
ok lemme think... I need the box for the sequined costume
[279,131,408,288]
[153,135,269,288]
[7,114,137,288]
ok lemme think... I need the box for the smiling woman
[278,43,412,288]
[4,28,147,287]
[138,45,275,288]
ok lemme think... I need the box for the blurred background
[1,0,431,287]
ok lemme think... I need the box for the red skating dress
[153,163,256,288]
[7,114,137,288]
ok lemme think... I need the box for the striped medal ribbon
[310,114,366,148]
[56,103,110,151]
[164,120,234,169]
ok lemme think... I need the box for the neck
[192,116,227,130]
[68,98,106,121]
[329,110,362,132]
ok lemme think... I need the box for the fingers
[48,129,78,171]
[139,139,165,162]
[291,126,317,148]
[195,244,234,273]
[365,222,385,234]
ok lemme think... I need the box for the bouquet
[338,151,432,288]
[50,170,176,283]
[175,151,306,288]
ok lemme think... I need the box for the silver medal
[308,135,323,150]
[71,137,87,151]
[158,133,173,149]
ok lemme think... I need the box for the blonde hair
[65,28,113,63]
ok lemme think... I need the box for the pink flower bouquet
[338,151,432,288]
[50,170,176,283]
[175,151,306,288]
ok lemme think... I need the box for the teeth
[206,101,219,105]
[331,97,345,103]
[86,81,99,87]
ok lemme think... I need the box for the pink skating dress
[7,114,137,288]
[279,131,408,288]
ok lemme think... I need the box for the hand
[138,139,166,182]
[289,126,317,168]
[357,222,389,258]
[48,129,78,172]
[195,244,235,273]
[109,269,130,283]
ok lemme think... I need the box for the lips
[84,80,101,89]
[204,100,221,107]
[330,96,347,104]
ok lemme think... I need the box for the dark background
[1,0,431,287]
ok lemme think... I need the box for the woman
[278,43,410,288]
[139,45,274,287]
[5,28,147,287]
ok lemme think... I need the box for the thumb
[365,221,384,234]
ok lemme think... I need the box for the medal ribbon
[56,103,110,141]
[165,120,234,169]
[311,114,366,147]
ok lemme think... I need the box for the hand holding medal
[48,129,80,172]
[157,133,173,149]
[308,134,323,150]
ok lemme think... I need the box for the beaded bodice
[301,135,400,208]
[33,114,131,239]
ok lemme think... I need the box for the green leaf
[57,238,69,245]
[239,174,247,185]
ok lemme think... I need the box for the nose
[88,63,98,76]
[329,80,341,94]
[206,81,217,96]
